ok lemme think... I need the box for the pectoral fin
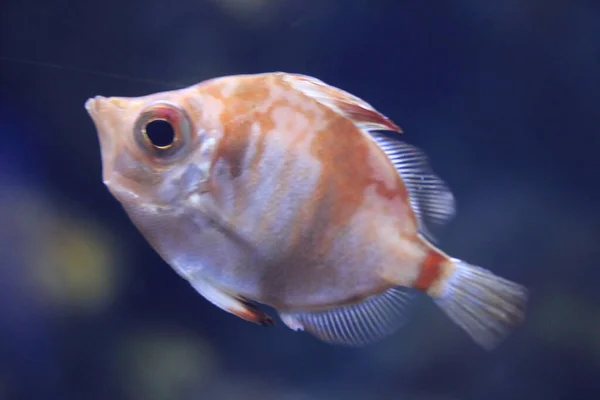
[189,279,274,326]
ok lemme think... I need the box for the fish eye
[134,101,192,162]
[145,119,175,148]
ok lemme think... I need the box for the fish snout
[84,95,109,119]
[85,96,121,184]
[85,95,115,149]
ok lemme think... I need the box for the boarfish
[85,72,527,349]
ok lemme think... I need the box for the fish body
[85,72,527,348]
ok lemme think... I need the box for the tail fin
[433,258,528,350]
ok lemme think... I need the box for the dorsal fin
[370,131,456,240]
[280,73,402,133]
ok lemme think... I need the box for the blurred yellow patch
[3,187,124,314]
[117,327,218,400]
[35,216,120,313]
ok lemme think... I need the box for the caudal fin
[433,258,528,350]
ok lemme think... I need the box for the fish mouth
[84,96,99,113]
[85,95,103,110]
[84,95,112,138]
[84,95,119,185]
[84,95,109,121]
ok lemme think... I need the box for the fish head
[84,84,222,211]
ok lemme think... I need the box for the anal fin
[280,287,416,347]
[189,279,274,326]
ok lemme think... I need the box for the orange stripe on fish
[212,76,272,179]
[413,249,446,292]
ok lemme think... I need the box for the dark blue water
[1,1,599,399]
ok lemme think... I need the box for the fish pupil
[145,119,175,148]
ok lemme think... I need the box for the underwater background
[1,1,599,399]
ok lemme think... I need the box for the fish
[85,72,527,349]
